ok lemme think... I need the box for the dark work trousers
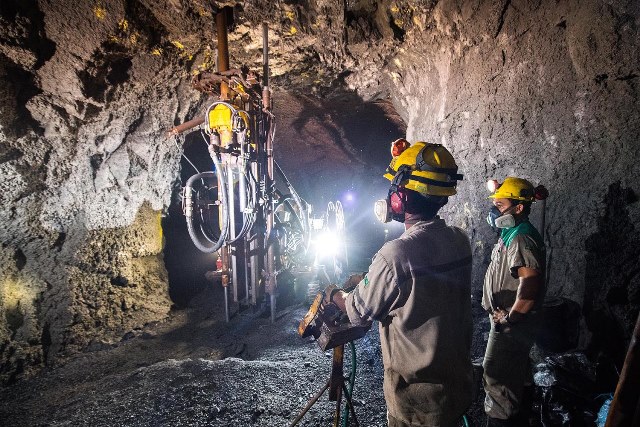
[482,315,538,421]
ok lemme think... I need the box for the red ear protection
[389,188,407,215]
[534,185,549,200]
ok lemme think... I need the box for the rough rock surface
[0,289,391,426]
[380,0,640,366]
[0,0,638,402]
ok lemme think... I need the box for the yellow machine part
[209,104,233,145]
[208,104,250,147]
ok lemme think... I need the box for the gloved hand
[492,307,510,325]
[322,284,338,306]
[342,273,366,291]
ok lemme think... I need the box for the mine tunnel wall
[383,0,639,363]
[0,0,638,384]
[0,0,207,383]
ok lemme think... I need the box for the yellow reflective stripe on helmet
[386,166,457,187]
[410,174,457,187]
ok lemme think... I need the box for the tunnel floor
[0,282,490,426]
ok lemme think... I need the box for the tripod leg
[289,379,330,427]
[333,381,343,427]
[341,383,361,427]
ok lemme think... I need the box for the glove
[343,273,366,291]
[322,284,338,306]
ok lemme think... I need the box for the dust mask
[486,205,516,229]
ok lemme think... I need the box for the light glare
[487,179,500,193]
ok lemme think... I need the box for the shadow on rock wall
[584,181,640,367]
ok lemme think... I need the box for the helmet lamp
[486,179,500,193]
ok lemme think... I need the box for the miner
[327,140,473,426]
[482,177,547,426]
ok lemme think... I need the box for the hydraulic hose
[185,168,227,253]
[275,161,310,247]
[341,341,357,427]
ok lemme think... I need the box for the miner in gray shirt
[482,177,547,427]
[328,140,473,427]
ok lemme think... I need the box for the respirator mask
[486,205,517,229]
[374,190,407,223]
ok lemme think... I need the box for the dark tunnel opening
[273,95,409,273]
[162,131,219,308]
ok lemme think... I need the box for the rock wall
[0,0,208,383]
[0,0,407,383]
[375,0,640,361]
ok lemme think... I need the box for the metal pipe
[238,149,250,305]
[262,23,269,88]
[210,142,231,322]
[289,379,330,427]
[216,10,230,100]
[606,312,640,427]
[167,116,205,137]
[267,138,276,322]
[223,283,230,323]
[250,160,262,306]
[266,123,275,321]
[243,239,250,305]
[333,381,343,427]
[227,162,239,303]
[329,345,344,401]
[260,22,277,322]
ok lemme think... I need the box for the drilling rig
[168,8,345,322]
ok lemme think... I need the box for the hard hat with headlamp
[486,177,548,229]
[487,177,536,202]
[374,141,463,223]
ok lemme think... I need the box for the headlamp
[486,179,500,193]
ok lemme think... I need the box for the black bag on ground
[533,353,599,426]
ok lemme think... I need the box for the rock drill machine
[168,8,311,322]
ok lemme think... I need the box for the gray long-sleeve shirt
[345,218,473,426]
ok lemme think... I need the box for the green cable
[341,341,357,427]
[462,414,470,427]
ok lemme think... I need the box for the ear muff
[386,165,413,223]
[389,189,406,215]
[387,187,407,222]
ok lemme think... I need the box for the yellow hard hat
[489,177,535,202]
[383,142,463,197]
